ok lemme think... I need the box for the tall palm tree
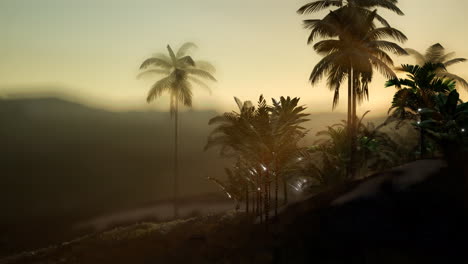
[297,0,404,27]
[297,0,405,132]
[302,8,407,177]
[138,42,216,218]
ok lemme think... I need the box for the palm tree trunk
[347,68,353,180]
[256,169,260,217]
[259,169,263,223]
[282,177,288,205]
[420,128,425,159]
[274,168,278,218]
[173,99,179,219]
[351,69,357,179]
[264,172,270,225]
[348,68,352,132]
[245,182,249,214]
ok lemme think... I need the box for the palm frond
[188,76,212,95]
[356,0,404,15]
[176,42,197,58]
[436,72,468,89]
[177,81,193,107]
[313,39,344,55]
[303,19,341,44]
[370,40,407,56]
[297,0,343,14]
[425,43,445,63]
[167,45,177,64]
[195,60,216,73]
[310,52,347,85]
[439,52,456,63]
[234,97,244,112]
[365,27,407,43]
[368,54,397,79]
[444,58,467,67]
[139,57,172,69]
[185,68,217,81]
[146,75,174,102]
[405,48,426,65]
[137,69,170,79]
[177,56,196,67]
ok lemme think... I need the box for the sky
[1,0,468,118]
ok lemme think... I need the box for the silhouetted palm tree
[297,0,404,27]
[270,97,309,213]
[297,0,405,129]
[386,63,456,157]
[302,8,406,177]
[405,43,468,89]
[386,63,456,118]
[139,42,216,218]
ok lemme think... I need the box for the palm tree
[205,96,309,221]
[270,97,309,213]
[386,63,456,116]
[297,0,405,130]
[301,8,407,177]
[297,0,404,27]
[385,63,456,157]
[405,43,468,89]
[138,42,216,218]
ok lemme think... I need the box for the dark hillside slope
[274,159,467,263]
[2,159,466,264]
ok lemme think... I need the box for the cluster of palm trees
[297,41,468,188]
[136,0,468,221]
[205,96,310,222]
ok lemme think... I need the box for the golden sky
[1,0,468,119]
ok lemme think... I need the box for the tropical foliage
[386,43,467,122]
[134,3,468,229]
[205,96,310,221]
[386,63,456,123]
[385,43,467,157]
[417,90,468,155]
[293,112,400,189]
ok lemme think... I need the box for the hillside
[1,159,466,264]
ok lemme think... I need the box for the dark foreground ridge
[2,159,467,264]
